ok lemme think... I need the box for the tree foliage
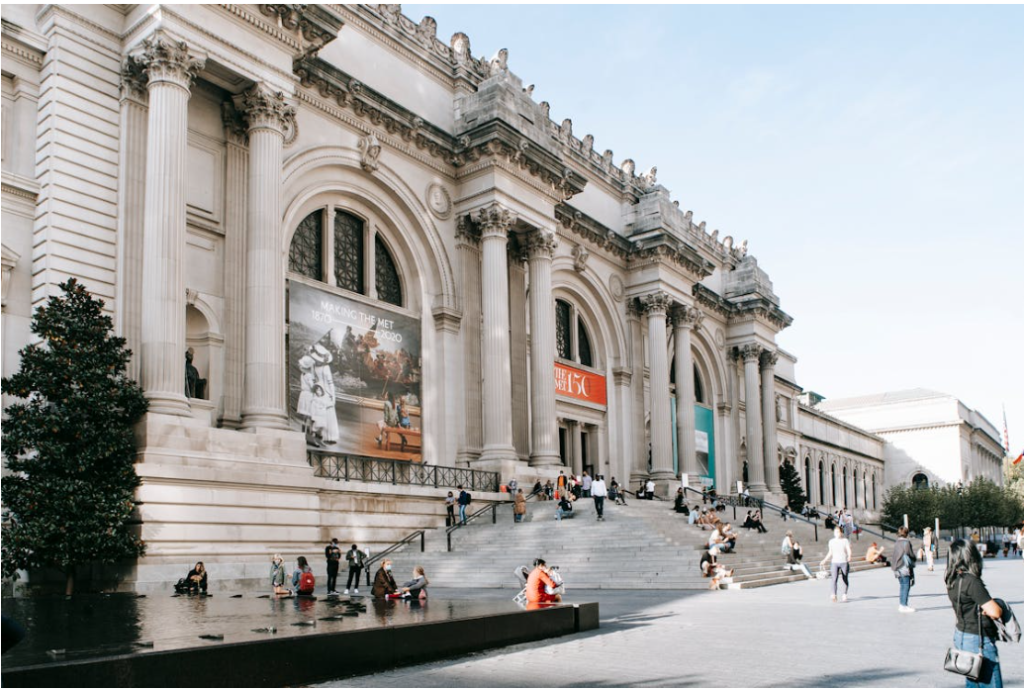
[779,461,807,512]
[1,279,148,594]
[881,477,1024,534]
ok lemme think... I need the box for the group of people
[267,547,428,601]
[822,506,858,538]
[444,486,474,526]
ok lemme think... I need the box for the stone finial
[451,32,471,63]
[471,203,517,239]
[489,48,508,75]
[133,31,205,89]
[415,15,437,47]
[621,159,635,179]
[358,133,382,172]
[581,134,594,153]
[641,166,657,190]
[559,118,573,144]
[379,4,401,24]
[234,83,295,134]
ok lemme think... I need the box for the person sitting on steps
[700,549,733,590]
[749,510,768,533]
[674,488,689,514]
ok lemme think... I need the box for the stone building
[816,389,1004,490]
[1,4,885,589]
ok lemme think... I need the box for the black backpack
[465,492,472,505]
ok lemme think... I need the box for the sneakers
[343,589,349,595]
[841,594,848,603]
[899,605,916,613]
[830,594,837,603]
[353,588,359,594]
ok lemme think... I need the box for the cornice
[256,4,345,56]
[218,4,302,52]
[2,171,41,199]
[1,34,45,69]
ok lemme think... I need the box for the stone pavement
[317,557,1023,688]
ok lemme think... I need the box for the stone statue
[185,347,199,398]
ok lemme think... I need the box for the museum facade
[1,4,886,589]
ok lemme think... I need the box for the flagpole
[1003,404,1011,454]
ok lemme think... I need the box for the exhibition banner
[287,280,423,461]
[554,362,607,406]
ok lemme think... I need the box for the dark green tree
[779,461,807,512]
[2,279,147,594]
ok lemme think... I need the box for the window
[334,211,364,294]
[818,461,825,506]
[853,469,859,506]
[289,211,323,280]
[556,300,572,360]
[554,298,597,368]
[912,473,929,490]
[374,235,402,307]
[694,367,705,404]
[577,320,593,367]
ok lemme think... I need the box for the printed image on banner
[288,280,422,461]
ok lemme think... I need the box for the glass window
[912,473,929,490]
[288,210,323,280]
[577,320,593,367]
[555,299,572,360]
[375,235,402,306]
[694,365,705,404]
[334,211,364,294]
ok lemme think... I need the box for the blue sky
[407,5,1024,448]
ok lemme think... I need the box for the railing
[364,529,426,587]
[308,450,500,492]
[683,487,821,542]
[444,488,544,552]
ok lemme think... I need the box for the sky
[404,4,1024,450]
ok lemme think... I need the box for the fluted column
[741,343,766,492]
[761,350,781,493]
[643,292,674,491]
[672,305,702,480]
[473,204,517,465]
[220,104,249,428]
[136,33,204,415]
[116,57,149,383]
[526,230,560,467]
[237,84,294,430]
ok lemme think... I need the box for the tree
[779,461,807,512]
[882,477,1024,537]
[2,279,148,594]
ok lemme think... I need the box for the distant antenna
[1003,404,1011,454]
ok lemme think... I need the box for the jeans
[514,513,522,523]
[327,563,339,592]
[830,562,849,596]
[953,630,1002,688]
[593,496,605,518]
[556,507,564,521]
[346,566,362,590]
[459,504,467,524]
[898,575,912,607]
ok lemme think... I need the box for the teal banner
[672,400,716,484]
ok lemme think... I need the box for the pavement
[317,556,1023,688]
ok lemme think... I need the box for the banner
[288,280,423,461]
[554,362,607,406]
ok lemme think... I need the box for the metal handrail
[308,451,500,492]
[683,487,820,541]
[363,529,426,586]
[445,489,544,551]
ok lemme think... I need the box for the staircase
[384,495,884,591]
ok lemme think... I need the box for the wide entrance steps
[385,495,884,591]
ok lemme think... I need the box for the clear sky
[404,4,1024,450]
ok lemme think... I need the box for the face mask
[385,564,391,571]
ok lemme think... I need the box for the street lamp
[956,481,965,539]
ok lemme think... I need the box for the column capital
[471,203,517,239]
[221,101,249,147]
[670,304,703,330]
[120,55,149,104]
[740,342,763,363]
[525,229,558,259]
[133,32,205,90]
[640,291,672,316]
[760,349,779,369]
[234,83,295,135]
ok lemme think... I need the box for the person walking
[820,526,852,603]
[923,526,936,571]
[645,479,655,500]
[591,474,608,521]
[324,538,342,595]
[344,543,366,595]
[892,526,917,613]
[581,471,592,498]
[946,539,1004,688]
[514,488,527,523]
[457,485,471,525]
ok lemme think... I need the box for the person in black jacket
[891,526,917,613]
[372,559,398,598]
[325,538,342,595]
[344,544,367,595]
[186,562,208,594]
[946,539,1004,688]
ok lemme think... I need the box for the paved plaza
[320,558,1023,688]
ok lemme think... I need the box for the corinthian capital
[670,305,703,330]
[640,291,672,316]
[740,343,763,363]
[234,83,296,135]
[471,203,517,240]
[134,32,205,90]
[525,230,558,259]
[760,349,779,369]
[120,55,149,103]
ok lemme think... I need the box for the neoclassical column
[220,104,249,428]
[526,230,560,467]
[740,343,767,492]
[672,305,702,479]
[135,33,205,415]
[472,203,517,465]
[761,349,781,494]
[643,292,674,490]
[237,84,294,431]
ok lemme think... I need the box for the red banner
[554,362,607,406]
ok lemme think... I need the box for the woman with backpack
[946,539,1004,688]
[892,526,917,613]
[292,556,316,596]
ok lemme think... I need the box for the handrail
[682,487,821,541]
[308,451,500,492]
[363,529,426,586]
[445,489,544,551]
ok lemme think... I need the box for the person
[398,566,429,600]
[296,355,315,435]
[457,485,471,525]
[702,487,709,505]
[344,543,367,595]
[673,488,688,514]
[865,542,890,566]
[971,530,980,544]
[374,391,401,446]
[645,479,655,500]
[514,488,527,523]
[841,507,854,539]
[820,526,852,603]
[592,474,608,521]
[543,479,554,500]
[581,471,592,498]
[892,526,917,613]
[610,477,626,505]
[270,554,290,595]
[750,510,768,534]
[184,561,208,594]
[325,538,342,595]
[946,539,1004,688]
[780,505,790,522]
[531,480,542,497]
[525,558,561,604]
[782,531,813,578]
[555,492,573,521]
[444,491,456,526]
[291,556,315,595]
[1000,531,1011,558]
[372,559,398,598]
[310,345,338,444]
[699,549,733,590]
[708,524,732,555]
[923,527,936,571]
[741,511,755,529]
[556,471,567,496]
[508,477,518,496]
[824,513,836,530]
[688,506,700,526]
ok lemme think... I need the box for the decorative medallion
[426,183,453,220]
[609,275,624,302]
[715,328,726,349]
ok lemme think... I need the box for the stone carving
[760,349,779,369]
[581,134,594,154]
[471,203,517,239]
[488,48,508,76]
[609,274,624,302]
[221,101,248,146]
[710,229,719,241]
[259,4,344,53]
[714,328,726,349]
[450,32,471,64]
[722,235,733,251]
[640,291,672,315]
[740,343,763,363]
[133,32,205,89]
[425,182,452,220]
[538,101,550,119]
[559,118,573,145]
[737,239,749,258]
[185,347,206,400]
[234,83,295,134]
[358,133,382,172]
[621,159,635,179]
[571,243,589,273]
[415,15,437,47]
[378,4,401,24]
[671,305,703,330]
[640,166,657,191]
[454,215,480,247]
[523,84,535,97]
[119,55,149,101]
[602,150,614,169]
[776,394,785,423]
[525,230,558,258]
[1,243,20,309]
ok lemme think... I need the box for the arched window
[912,473,929,490]
[374,235,402,306]
[694,366,705,404]
[842,466,848,507]
[289,211,323,280]
[333,211,364,294]
[853,468,859,507]
[818,461,825,506]
[804,456,811,499]
[831,464,837,506]
[554,298,596,367]
[872,473,877,508]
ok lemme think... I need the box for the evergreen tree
[2,279,147,594]
[779,461,807,512]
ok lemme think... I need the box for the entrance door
[581,429,591,476]
[558,427,568,467]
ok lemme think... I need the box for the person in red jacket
[526,559,561,605]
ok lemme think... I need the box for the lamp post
[956,481,965,539]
